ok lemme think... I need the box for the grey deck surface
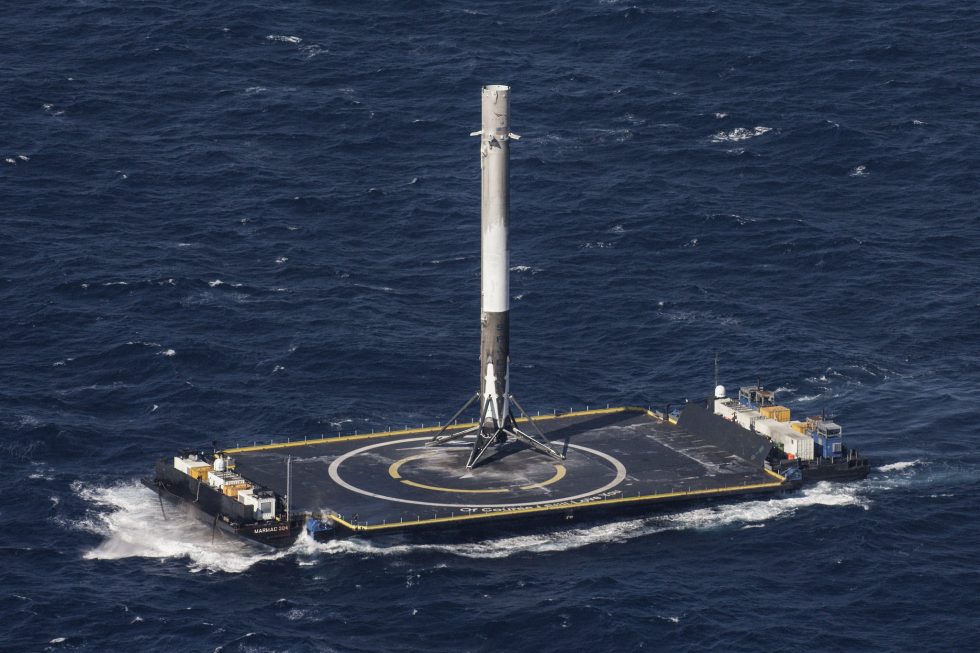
[230,410,777,527]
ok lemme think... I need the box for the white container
[714,399,737,419]
[768,422,814,460]
[207,470,241,489]
[174,456,210,474]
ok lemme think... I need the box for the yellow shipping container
[790,421,808,434]
[223,483,250,497]
[188,466,211,482]
[760,405,791,422]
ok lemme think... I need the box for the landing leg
[426,391,481,446]
[429,393,564,469]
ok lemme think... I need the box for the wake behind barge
[143,402,798,548]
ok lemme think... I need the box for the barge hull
[223,405,793,538]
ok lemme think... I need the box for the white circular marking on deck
[327,436,627,509]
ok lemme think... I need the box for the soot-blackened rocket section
[428,85,563,469]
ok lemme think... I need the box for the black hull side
[143,459,303,548]
[772,455,871,484]
[328,478,801,538]
[800,456,871,483]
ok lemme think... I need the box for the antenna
[714,353,719,389]
[285,455,292,520]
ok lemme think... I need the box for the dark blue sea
[3,1,979,650]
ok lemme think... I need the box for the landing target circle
[327,436,627,509]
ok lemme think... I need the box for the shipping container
[767,422,814,461]
[223,483,251,497]
[207,470,243,489]
[188,465,211,482]
[760,405,791,422]
[790,421,807,434]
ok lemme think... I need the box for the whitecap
[713,112,727,119]
[300,44,324,59]
[711,126,771,143]
[18,154,29,161]
[849,165,868,176]
[244,86,268,94]
[5,158,16,165]
[352,283,393,292]
[50,637,66,644]
[878,460,921,472]
[430,256,467,265]
[266,34,302,44]
[208,279,224,287]
[275,256,288,264]
[160,349,176,357]
[72,481,294,573]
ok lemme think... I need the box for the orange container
[760,405,791,422]
[188,466,211,482]
[223,483,250,497]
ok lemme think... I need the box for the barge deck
[223,405,789,536]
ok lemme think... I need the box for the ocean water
[2,1,979,651]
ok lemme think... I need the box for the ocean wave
[70,481,291,573]
[265,34,302,44]
[711,126,772,143]
[877,460,921,473]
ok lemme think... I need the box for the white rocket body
[478,85,513,429]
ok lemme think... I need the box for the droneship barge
[144,402,796,547]
[143,85,865,548]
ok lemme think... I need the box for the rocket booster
[427,85,562,468]
[478,85,513,430]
